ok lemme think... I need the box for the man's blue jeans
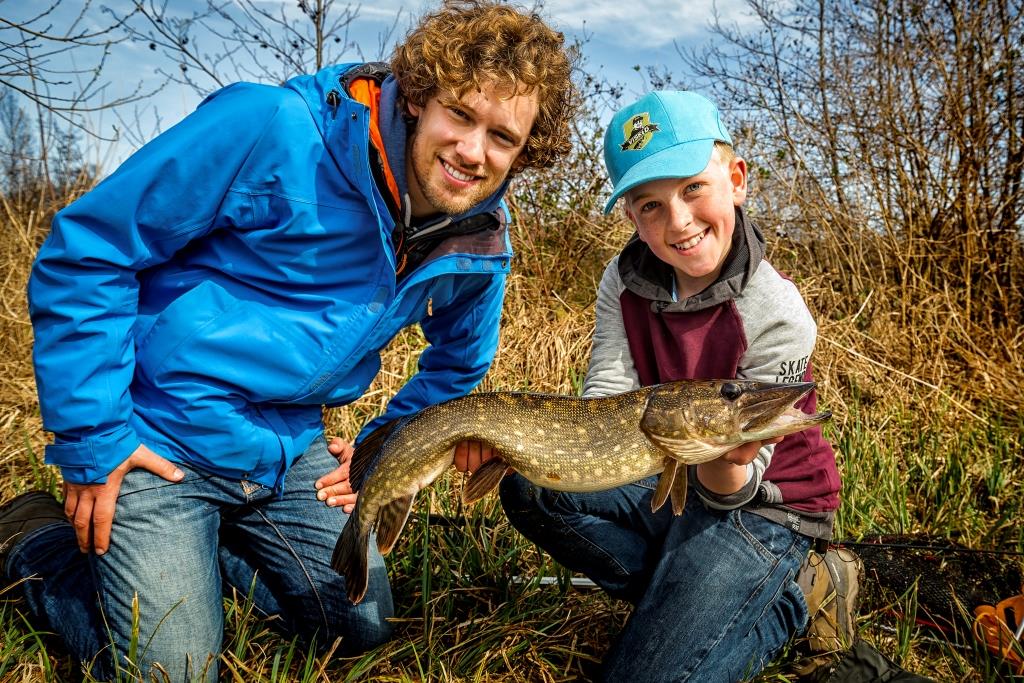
[5,437,393,681]
[499,473,811,683]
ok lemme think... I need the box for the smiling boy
[501,91,858,681]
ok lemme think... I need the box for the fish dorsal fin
[462,455,509,505]
[375,493,415,556]
[350,417,407,490]
[651,456,677,513]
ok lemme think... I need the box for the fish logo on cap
[620,113,660,151]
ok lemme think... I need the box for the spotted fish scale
[381,390,668,491]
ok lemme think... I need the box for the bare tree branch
[111,0,364,97]
[0,0,167,141]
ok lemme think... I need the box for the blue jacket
[28,64,513,488]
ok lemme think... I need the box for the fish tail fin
[462,456,509,505]
[332,508,371,604]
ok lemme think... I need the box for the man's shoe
[0,491,66,576]
[793,547,864,680]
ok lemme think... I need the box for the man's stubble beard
[407,127,501,217]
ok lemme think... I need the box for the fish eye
[720,383,742,401]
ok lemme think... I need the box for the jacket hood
[284,63,510,228]
[617,205,766,313]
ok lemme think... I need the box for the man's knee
[330,605,395,655]
[287,561,395,655]
[310,608,393,656]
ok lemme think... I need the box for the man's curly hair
[391,0,578,172]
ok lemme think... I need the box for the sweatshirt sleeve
[27,82,288,484]
[582,257,641,398]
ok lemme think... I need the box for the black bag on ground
[825,640,934,683]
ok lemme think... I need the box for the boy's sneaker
[0,491,66,576]
[793,547,864,680]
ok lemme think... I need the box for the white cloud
[541,0,756,47]
[322,1,757,50]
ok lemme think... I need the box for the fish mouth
[737,381,830,437]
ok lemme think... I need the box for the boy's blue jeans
[499,473,811,683]
[5,437,393,682]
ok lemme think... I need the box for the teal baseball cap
[602,90,732,214]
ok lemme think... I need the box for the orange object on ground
[973,589,1024,674]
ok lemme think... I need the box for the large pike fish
[333,379,830,603]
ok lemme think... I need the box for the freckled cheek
[638,220,667,244]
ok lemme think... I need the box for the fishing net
[846,534,1023,633]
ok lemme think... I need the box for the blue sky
[5,0,757,165]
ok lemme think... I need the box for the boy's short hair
[391,0,578,172]
[603,91,733,213]
[714,141,735,164]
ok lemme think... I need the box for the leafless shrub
[682,0,1024,417]
[0,1,154,127]
[0,0,155,210]
[110,0,378,97]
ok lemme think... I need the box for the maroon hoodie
[583,207,840,539]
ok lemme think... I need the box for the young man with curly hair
[0,2,577,680]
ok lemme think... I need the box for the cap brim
[603,138,716,214]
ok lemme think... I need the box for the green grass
[2,393,1022,682]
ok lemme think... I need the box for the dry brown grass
[0,189,65,500]
[1,147,1022,680]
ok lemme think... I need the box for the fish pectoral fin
[645,432,721,465]
[651,457,678,513]
[462,456,509,505]
[650,457,689,516]
[375,494,415,556]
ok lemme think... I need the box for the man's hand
[453,440,498,473]
[316,437,358,513]
[63,443,184,555]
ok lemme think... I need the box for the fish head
[639,379,831,464]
